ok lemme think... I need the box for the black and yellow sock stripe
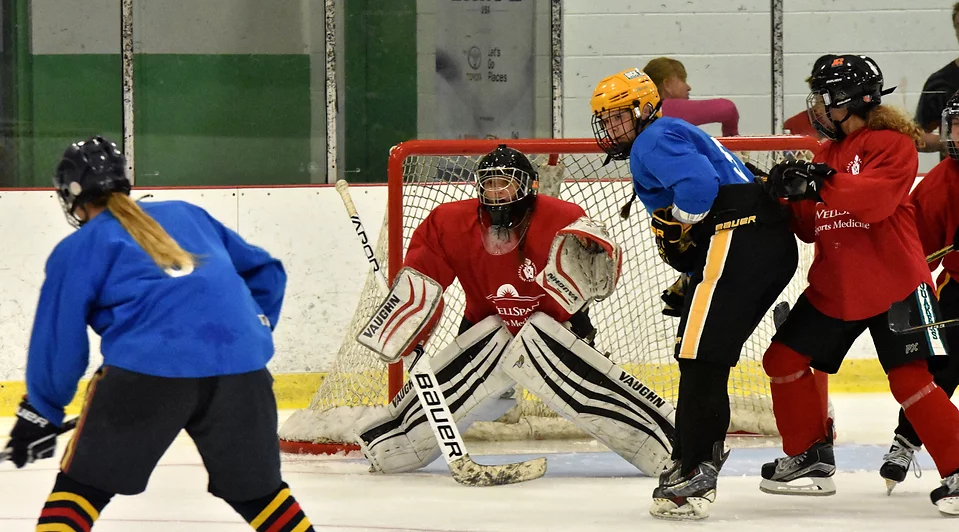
[230,483,314,532]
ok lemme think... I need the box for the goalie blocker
[357,267,444,364]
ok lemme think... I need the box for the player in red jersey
[759,54,959,516]
[355,145,676,478]
[880,90,959,494]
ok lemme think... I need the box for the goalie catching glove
[536,217,622,314]
[357,267,445,364]
[651,209,698,273]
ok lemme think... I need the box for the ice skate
[931,471,959,517]
[760,440,836,496]
[879,434,921,495]
[649,444,728,520]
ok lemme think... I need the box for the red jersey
[910,157,959,291]
[789,127,931,320]
[784,110,818,138]
[404,196,586,334]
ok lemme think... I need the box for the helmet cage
[475,165,535,228]
[591,101,659,160]
[943,98,959,161]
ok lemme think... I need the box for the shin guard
[763,342,828,456]
[888,360,959,477]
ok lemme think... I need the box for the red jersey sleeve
[910,162,954,269]
[403,212,457,290]
[818,132,918,224]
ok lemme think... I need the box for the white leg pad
[355,316,516,474]
[502,312,676,476]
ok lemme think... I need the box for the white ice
[1,394,958,531]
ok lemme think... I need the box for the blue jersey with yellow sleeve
[629,117,754,222]
[26,200,286,425]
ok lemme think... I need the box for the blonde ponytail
[105,193,195,271]
[866,105,925,148]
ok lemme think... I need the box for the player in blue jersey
[591,69,799,520]
[2,137,317,532]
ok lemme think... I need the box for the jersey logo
[846,155,861,175]
[518,258,537,282]
[486,284,545,333]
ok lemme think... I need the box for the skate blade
[759,476,836,496]
[937,496,959,517]
[649,496,712,521]
[884,478,898,496]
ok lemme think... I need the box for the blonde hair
[865,105,925,148]
[103,193,195,271]
[643,57,687,94]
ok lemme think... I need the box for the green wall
[25,54,310,187]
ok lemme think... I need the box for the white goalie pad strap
[354,316,516,474]
[502,312,675,476]
[357,267,445,364]
[536,217,623,314]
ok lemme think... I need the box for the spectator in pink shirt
[643,57,740,136]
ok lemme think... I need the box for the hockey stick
[0,417,79,464]
[888,301,959,334]
[335,180,547,487]
[927,244,953,264]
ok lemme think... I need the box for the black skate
[931,471,959,517]
[880,434,921,495]
[760,440,836,496]
[649,443,729,521]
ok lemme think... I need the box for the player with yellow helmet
[589,68,799,520]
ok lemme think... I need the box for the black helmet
[806,54,894,140]
[54,136,131,227]
[474,145,538,255]
[942,90,959,161]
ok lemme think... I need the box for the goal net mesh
[279,137,818,450]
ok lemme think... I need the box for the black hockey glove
[3,399,60,468]
[661,272,690,317]
[651,209,699,273]
[767,160,835,202]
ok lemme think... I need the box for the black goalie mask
[474,145,538,255]
[806,54,894,141]
[53,136,131,227]
[942,90,959,161]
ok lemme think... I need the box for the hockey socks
[675,359,730,475]
[227,483,315,532]
[37,472,113,532]
[763,342,828,456]
[888,360,959,478]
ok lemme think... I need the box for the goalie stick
[335,179,547,487]
[0,417,79,464]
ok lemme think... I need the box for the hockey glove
[767,160,835,202]
[661,272,690,317]
[3,399,61,468]
[651,209,698,273]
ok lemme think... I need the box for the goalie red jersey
[788,127,932,320]
[404,195,586,333]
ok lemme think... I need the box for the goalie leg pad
[357,267,445,364]
[502,312,676,476]
[355,316,516,474]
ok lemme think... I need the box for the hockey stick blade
[773,301,790,331]
[0,417,80,463]
[337,179,547,486]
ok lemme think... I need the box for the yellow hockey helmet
[590,68,662,160]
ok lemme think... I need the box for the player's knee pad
[226,482,314,532]
[37,472,113,531]
[762,341,812,382]
[355,316,516,474]
[502,312,676,476]
[888,360,936,408]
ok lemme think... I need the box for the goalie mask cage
[279,136,820,454]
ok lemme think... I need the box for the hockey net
[279,136,820,454]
